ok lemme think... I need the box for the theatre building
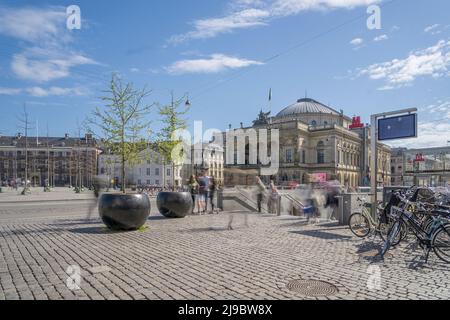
[221,97,391,187]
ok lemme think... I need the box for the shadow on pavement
[69,226,119,234]
[290,229,352,240]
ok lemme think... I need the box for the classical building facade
[97,148,183,187]
[0,133,99,187]
[181,143,224,185]
[220,98,391,187]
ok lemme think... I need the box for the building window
[317,141,325,164]
[155,168,159,176]
[286,149,293,163]
[138,179,141,185]
[311,120,317,126]
[167,169,171,177]
[146,180,150,185]
[155,180,160,185]
[146,168,151,176]
[302,150,306,164]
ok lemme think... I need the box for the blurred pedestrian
[255,176,267,213]
[188,175,198,214]
[209,176,217,214]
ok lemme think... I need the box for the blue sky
[0,0,449,148]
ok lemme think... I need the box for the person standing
[188,175,199,214]
[198,170,210,214]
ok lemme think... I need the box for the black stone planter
[98,193,151,231]
[157,192,193,218]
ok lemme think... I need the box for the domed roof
[276,98,341,118]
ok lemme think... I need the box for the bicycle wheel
[432,224,450,264]
[381,220,402,258]
[378,220,407,246]
[348,213,370,238]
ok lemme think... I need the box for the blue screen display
[378,114,417,141]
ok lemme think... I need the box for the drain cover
[286,280,338,296]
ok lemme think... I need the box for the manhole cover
[286,280,338,296]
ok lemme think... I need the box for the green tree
[155,92,189,190]
[88,74,153,193]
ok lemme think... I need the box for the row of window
[284,149,325,164]
[137,179,160,186]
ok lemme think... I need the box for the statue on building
[252,109,271,126]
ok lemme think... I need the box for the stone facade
[98,148,182,187]
[220,98,391,188]
[0,134,99,187]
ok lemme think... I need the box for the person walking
[268,179,279,214]
[325,174,341,221]
[188,175,199,214]
[255,176,267,213]
[208,176,217,214]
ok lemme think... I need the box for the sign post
[370,108,417,213]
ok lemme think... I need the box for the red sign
[349,116,364,129]
[414,154,425,162]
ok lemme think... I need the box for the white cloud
[169,0,381,43]
[0,86,86,97]
[424,24,441,35]
[0,87,22,95]
[166,54,263,74]
[11,49,97,82]
[0,6,97,83]
[169,9,270,44]
[350,38,364,45]
[374,34,388,42]
[0,6,68,43]
[358,39,450,89]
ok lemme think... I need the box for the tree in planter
[87,74,153,193]
[155,92,190,191]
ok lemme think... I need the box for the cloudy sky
[0,0,449,148]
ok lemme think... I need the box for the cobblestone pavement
[1,206,450,300]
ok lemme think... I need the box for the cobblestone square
[1,200,450,300]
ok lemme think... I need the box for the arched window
[311,120,317,126]
[317,141,325,164]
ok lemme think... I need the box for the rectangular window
[302,150,306,164]
[155,180,160,185]
[155,168,159,176]
[146,180,150,185]
[146,168,151,176]
[138,179,141,185]
[166,169,171,177]
[286,149,293,163]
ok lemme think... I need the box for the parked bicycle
[348,197,406,246]
[381,191,450,264]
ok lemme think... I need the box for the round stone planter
[157,192,193,218]
[98,193,151,231]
